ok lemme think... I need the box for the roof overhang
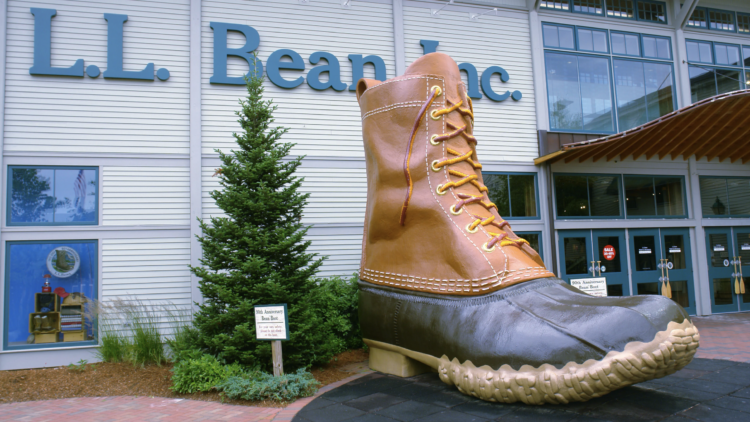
[535,90,750,166]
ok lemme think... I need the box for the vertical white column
[392,0,406,76]
[189,0,203,306]
[0,0,8,354]
[528,9,549,132]
[674,29,692,109]
[688,156,710,315]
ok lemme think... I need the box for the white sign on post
[570,277,608,297]
[254,304,289,341]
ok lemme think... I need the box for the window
[624,176,686,217]
[709,9,736,32]
[516,232,543,259]
[607,0,634,19]
[739,13,750,34]
[541,0,569,11]
[686,40,747,102]
[4,240,97,349]
[637,1,667,24]
[554,174,621,218]
[8,166,98,226]
[700,177,750,217]
[687,7,707,28]
[484,173,538,218]
[572,0,603,15]
[544,24,676,133]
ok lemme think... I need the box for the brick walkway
[1,312,748,421]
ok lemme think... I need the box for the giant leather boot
[355,52,699,404]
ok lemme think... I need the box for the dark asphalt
[293,358,750,422]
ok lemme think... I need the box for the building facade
[1,0,749,370]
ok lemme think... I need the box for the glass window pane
[689,66,716,103]
[484,174,510,217]
[578,29,593,51]
[588,176,621,216]
[709,234,729,267]
[518,233,540,255]
[555,175,589,217]
[624,176,655,216]
[634,235,656,271]
[715,45,741,66]
[54,169,97,223]
[606,0,634,19]
[664,235,686,270]
[625,34,640,56]
[509,175,537,217]
[656,38,671,59]
[564,237,588,274]
[669,280,689,308]
[541,0,570,11]
[713,278,733,305]
[655,177,684,216]
[597,236,621,273]
[611,33,626,55]
[686,42,700,63]
[10,168,54,224]
[744,47,750,67]
[644,62,674,121]
[716,69,741,95]
[643,37,657,58]
[573,0,603,15]
[726,178,750,216]
[688,8,707,28]
[709,9,735,32]
[737,232,750,265]
[543,24,560,48]
[546,53,582,130]
[6,241,98,348]
[699,43,713,63]
[614,60,647,131]
[593,31,607,53]
[700,178,729,216]
[608,284,624,296]
[579,56,614,132]
[637,282,659,295]
[637,1,666,23]
[715,45,728,65]
[739,14,750,34]
[559,26,575,50]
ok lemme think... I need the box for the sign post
[254,304,289,377]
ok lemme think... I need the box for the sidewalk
[1,312,748,422]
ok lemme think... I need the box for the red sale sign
[603,245,616,261]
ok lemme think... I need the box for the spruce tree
[190,70,326,370]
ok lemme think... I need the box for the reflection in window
[484,173,538,218]
[597,236,621,272]
[577,28,608,53]
[564,237,588,274]
[642,36,671,59]
[614,60,674,130]
[737,232,750,264]
[713,278,733,306]
[689,66,742,103]
[625,176,655,216]
[555,175,621,218]
[517,232,541,256]
[709,234,729,268]
[700,177,750,217]
[9,167,98,225]
[606,0,634,19]
[633,235,656,271]
[6,241,98,349]
[545,53,613,132]
[714,44,741,66]
[637,1,666,23]
[573,0,603,15]
[611,32,640,56]
[708,9,735,32]
[589,176,621,216]
[540,0,570,11]
[664,235,686,270]
[687,8,707,28]
[655,177,685,216]
[686,41,713,64]
[739,13,750,34]
[543,24,575,49]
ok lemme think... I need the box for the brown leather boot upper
[356,52,554,296]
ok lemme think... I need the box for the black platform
[293,358,750,422]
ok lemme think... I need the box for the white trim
[405,0,529,20]
[190,0,202,307]
[1,229,190,241]
[688,156,711,315]
[393,0,406,75]
[529,9,549,132]
[0,0,6,355]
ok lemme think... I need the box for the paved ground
[1,312,748,421]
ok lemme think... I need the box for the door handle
[735,256,746,295]
[660,259,672,298]
[597,260,602,277]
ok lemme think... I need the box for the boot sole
[364,318,699,404]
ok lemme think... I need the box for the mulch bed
[0,348,369,407]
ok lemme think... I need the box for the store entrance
[705,227,750,314]
[558,229,629,296]
[629,228,696,315]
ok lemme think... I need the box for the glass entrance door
[593,229,629,296]
[558,230,593,284]
[706,227,750,313]
[629,228,695,315]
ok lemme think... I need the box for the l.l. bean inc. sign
[28,8,521,102]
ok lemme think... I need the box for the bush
[98,330,129,363]
[308,274,362,351]
[216,368,319,401]
[171,354,244,394]
[127,304,166,367]
[165,309,202,364]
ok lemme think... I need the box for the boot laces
[402,85,528,252]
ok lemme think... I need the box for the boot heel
[369,346,431,377]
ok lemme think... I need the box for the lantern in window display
[42,274,51,292]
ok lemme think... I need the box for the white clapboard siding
[202,166,367,224]
[403,6,538,163]
[201,0,395,157]
[102,167,190,225]
[5,0,190,154]
[306,233,363,278]
[101,238,192,335]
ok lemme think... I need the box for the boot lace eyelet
[482,242,495,252]
[450,204,463,215]
[431,160,441,172]
[430,134,440,145]
[430,110,440,120]
[436,184,447,195]
[466,223,479,234]
[431,86,442,96]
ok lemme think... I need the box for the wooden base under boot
[368,345,432,377]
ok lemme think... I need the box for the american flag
[74,170,86,212]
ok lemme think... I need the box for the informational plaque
[254,304,289,341]
[570,277,608,297]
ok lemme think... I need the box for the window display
[4,241,97,349]
[8,166,98,225]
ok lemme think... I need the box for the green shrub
[171,354,244,394]
[216,368,319,401]
[165,310,202,364]
[125,301,166,367]
[308,274,362,351]
[98,330,129,363]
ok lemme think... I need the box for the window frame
[641,34,673,60]
[542,0,669,25]
[3,239,99,351]
[738,12,750,35]
[571,0,604,17]
[706,8,737,33]
[606,0,636,21]
[515,231,545,260]
[483,171,541,220]
[699,176,750,218]
[611,56,678,131]
[623,174,689,219]
[712,42,743,68]
[553,173,625,220]
[7,165,99,227]
[542,23,578,51]
[635,0,668,25]
[610,30,643,58]
[687,6,708,29]
[576,26,611,54]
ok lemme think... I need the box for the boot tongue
[404,53,463,94]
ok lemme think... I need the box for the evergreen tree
[190,70,326,370]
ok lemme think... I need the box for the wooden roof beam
[654,106,717,159]
[698,114,750,161]
[669,100,737,159]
